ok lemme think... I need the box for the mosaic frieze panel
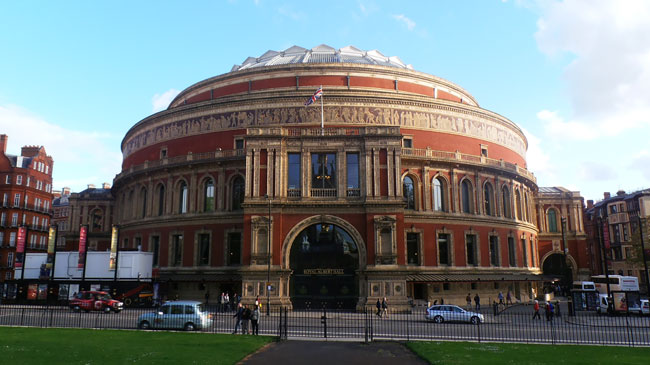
[123,106,526,158]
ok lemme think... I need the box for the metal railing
[1,302,649,346]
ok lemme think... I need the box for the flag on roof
[304,87,323,106]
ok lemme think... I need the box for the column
[387,148,394,197]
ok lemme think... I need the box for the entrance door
[290,223,359,310]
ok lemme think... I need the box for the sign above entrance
[304,268,345,275]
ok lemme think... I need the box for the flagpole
[320,85,324,135]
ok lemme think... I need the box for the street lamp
[264,194,271,316]
[560,217,571,292]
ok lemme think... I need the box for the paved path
[240,340,427,365]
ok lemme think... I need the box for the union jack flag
[304,87,323,106]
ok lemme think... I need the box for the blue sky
[1,0,649,202]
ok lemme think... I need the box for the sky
[1,0,649,203]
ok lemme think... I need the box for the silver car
[137,301,212,331]
[425,305,484,324]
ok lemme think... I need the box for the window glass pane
[466,235,477,266]
[204,179,215,211]
[346,153,359,189]
[228,233,242,265]
[438,233,449,265]
[406,233,419,265]
[158,186,165,216]
[484,184,492,216]
[489,236,499,266]
[521,239,528,266]
[199,234,210,265]
[548,210,557,232]
[232,177,244,210]
[508,237,516,267]
[288,153,301,190]
[433,178,443,211]
[311,153,336,189]
[151,236,160,267]
[403,176,415,210]
[179,183,187,214]
[462,181,471,213]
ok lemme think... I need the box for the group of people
[466,293,481,310]
[212,292,241,312]
[532,299,561,321]
[375,297,389,318]
[232,296,263,335]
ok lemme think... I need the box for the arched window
[157,184,165,216]
[232,176,244,211]
[547,209,558,233]
[179,181,188,214]
[524,193,530,222]
[128,190,134,219]
[461,179,473,214]
[484,183,494,216]
[203,178,215,212]
[515,189,522,220]
[432,177,445,212]
[502,186,511,218]
[140,187,147,218]
[403,176,415,210]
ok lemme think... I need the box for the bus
[591,275,639,293]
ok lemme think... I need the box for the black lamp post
[637,216,650,296]
[560,217,571,292]
[265,194,271,316]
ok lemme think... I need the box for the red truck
[69,291,124,313]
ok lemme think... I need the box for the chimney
[0,134,7,154]
[21,145,41,157]
[587,200,594,209]
[63,187,71,195]
[87,184,96,189]
[604,192,611,199]
[616,190,626,196]
[102,182,111,189]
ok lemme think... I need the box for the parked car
[69,291,124,313]
[425,305,484,324]
[641,299,650,315]
[137,301,212,331]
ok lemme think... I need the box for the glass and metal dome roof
[231,44,414,72]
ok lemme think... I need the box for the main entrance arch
[282,216,365,310]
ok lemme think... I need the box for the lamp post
[265,194,271,316]
[560,217,571,293]
[638,216,650,296]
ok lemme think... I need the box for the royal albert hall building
[113,45,542,310]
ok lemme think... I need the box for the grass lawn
[406,341,650,365]
[0,327,273,364]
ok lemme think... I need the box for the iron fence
[0,302,649,346]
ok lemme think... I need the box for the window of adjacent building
[151,236,160,267]
[480,145,488,157]
[530,239,536,266]
[2,193,7,207]
[508,237,516,267]
[623,224,629,241]
[547,209,558,233]
[57,236,65,248]
[403,137,413,148]
[0,212,5,226]
[0,232,3,245]
[235,138,244,150]
[231,176,245,211]
[134,237,142,251]
[13,193,20,207]
[197,233,210,266]
[8,252,14,268]
[91,209,103,232]
[171,234,183,266]
[227,232,242,265]
[157,185,165,216]
[11,213,18,226]
[45,165,49,174]
[24,195,28,209]
[346,153,359,196]
[613,224,621,243]
[5,175,9,184]
[521,238,528,267]
[438,233,451,266]
[502,187,511,218]
[311,153,337,190]
[30,234,36,248]
[9,232,16,246]
[466,234,478,266]
[461,179,473,214]
[610,205,617,214]
[484,183,494,216]
[406,232,419,265]
[403,176,415,210]
[287,153,301,195]
[489,235,500,266]
[515,190,523,220]
[204,179,215,212]
[178,181,188,214]
[122,238,129,249]
[140,188,147,218]
[432,177,445,212]
[16,175,22,185]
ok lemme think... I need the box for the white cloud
[534,0,650,140]
[0,104,122,192]
[631,150,650,181]
[278,5,306,21]
[152,89,180,113]
[392,14,416,31]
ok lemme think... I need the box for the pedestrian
[376,298,382,317]
[232,303,244,334]
[474,293,481,311]
[555,300,561,318]
[532,300,541,320]
[255,295,262,310]
[242,304,252,334]
[545,302,554,322]
[224,293,230,312]
[219,292,226,312]
[506,291,513,306]
[381,297,389,318]
[204,290,210,306]
[466,293,472,310]
[440,298,444,305]
[498,291,504,307]
[251,305,260,335]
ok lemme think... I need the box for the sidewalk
[239,340,427,365]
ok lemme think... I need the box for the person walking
[242,304,252,334]
[555,300,561,318]
[232,303,244,334]
[376,298,382,317]
[251,305,260,335]
[532,300,541,320]
[381,297,389,318]
[506,291,513,306]
[204,290,210,306]
[545,302,554,322]
[224,293,230,312]
[474,293,481,311]
[498,291,504,307]
[466,293,472,310]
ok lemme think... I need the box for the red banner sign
[15,226,26,268]
[78,226,87,269]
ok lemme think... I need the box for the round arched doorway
[543,253,574,292]
[289,223,359,310]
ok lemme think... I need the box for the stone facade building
[0,134,54,282]
[112,45,543,310]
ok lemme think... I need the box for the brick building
[0,134,54,282]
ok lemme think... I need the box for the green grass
[406,341,650,365]
[0,327,273,364]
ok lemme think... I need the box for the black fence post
[321,308,327,339]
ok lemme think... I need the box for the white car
[425,305,484,324]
